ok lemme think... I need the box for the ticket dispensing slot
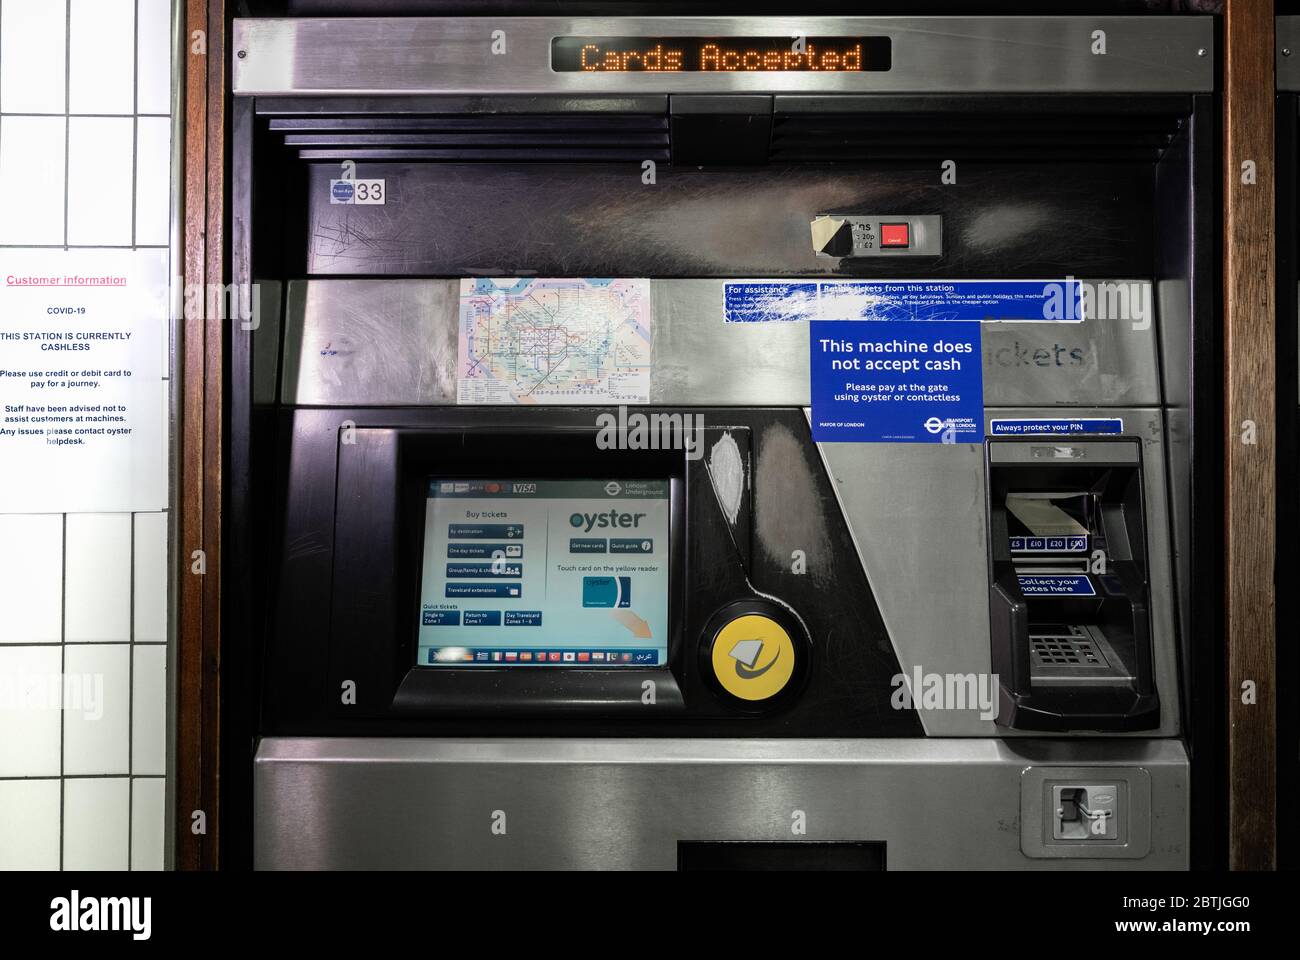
[986,439,1158,731]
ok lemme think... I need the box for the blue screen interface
[417,478,670,667]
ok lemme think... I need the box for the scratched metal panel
[279,278,1160,407]
[253,736,1189,869]
[281,278,458,405]
[304,162,1154,279]
[1281,17,1300,91]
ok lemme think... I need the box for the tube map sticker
[809,280,1082,443]
[457,278,652,404]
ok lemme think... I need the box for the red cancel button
[879,222,910,247]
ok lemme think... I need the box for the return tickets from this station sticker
[806,279,1085,444]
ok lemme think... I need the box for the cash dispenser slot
[986,439,1158,731]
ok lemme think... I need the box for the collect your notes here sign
[808,280,1082,443]
[0,249,167,512]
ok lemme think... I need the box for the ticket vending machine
[228,13,1219,869]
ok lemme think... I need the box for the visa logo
[512,483,537,494]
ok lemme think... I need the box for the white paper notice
[0,249,167,513]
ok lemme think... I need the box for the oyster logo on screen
[417,479,670,666]
[568,509,647,533]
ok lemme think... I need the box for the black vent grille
[262,99,1188,165]
[769,111,1187,164]
[269,114,670,162]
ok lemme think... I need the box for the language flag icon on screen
[505,651,518,661]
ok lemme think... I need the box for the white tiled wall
[0,0,172,871]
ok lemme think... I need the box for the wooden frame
[176,0,226,870]
[174,1,1282,871]
[1224,0,1278,870]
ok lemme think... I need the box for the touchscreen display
[417,479,670,667]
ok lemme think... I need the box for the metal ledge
[253,736,1188,869]
[233,17,1214,96]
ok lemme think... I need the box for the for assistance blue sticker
[1017,574,1097,597]
[723,282,819,323]
[810,319,983,443]
[990,418,1123,436]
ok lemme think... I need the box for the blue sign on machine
[1017,574,1097,597]
[815,279,1085,321]
[990,418,1123,436]
[806,280,1083,443]
[810,319,983,443]
[723,281,819,322]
